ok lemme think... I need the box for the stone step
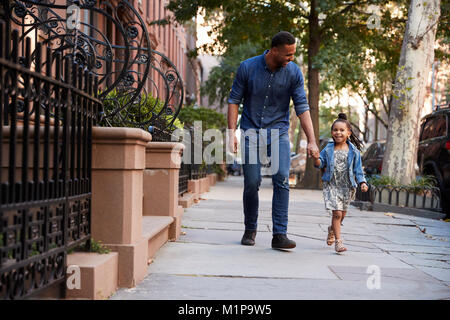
[179,192,195,208]
[142,216,174,261]
[66,252,119,300]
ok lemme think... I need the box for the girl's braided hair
[332,113,364,151]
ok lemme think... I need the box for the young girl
[313,113,369,253]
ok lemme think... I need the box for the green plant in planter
[100,89,183,131]
[408,175,437,195]
[89,239,111,254]
[367,175,398,187]
[367,174,437,196]
[70,239,111,254]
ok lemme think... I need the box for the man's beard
[275,60,284,68]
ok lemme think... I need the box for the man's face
[272,43,296,68]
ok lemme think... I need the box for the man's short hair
[271,31,296,48]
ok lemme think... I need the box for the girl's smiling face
[331,121,351,144]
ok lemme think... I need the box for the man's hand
[228,130,238,154]
[307,142,319,159]
[360,182,369,192]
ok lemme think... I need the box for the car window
[434,115,446,137]
[374,143,383,157]
[420,114,449,141]
[420,118,437,140]
[363,144,376,160]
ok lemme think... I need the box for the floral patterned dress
[323,149,356,211]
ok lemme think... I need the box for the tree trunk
[381,0,440,185]
[297,0,321,189]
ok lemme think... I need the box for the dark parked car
[362,141,386,175]
[417,103,450,215]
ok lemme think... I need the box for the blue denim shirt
[228,50,309,135]
[314,140,367,188]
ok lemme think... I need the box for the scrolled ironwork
[3,0,184,133]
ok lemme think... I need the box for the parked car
[362,141,386,175]
[417,103,450,215]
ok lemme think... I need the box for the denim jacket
[314,140,367,188]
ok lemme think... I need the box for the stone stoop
[105,236,149,288]
[187,180,200,201]
[199,177,210,194]
[142,216,174,261]
[179,192,195,208]
[169,205,184,241]
[65,252,119,300]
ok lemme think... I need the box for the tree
[381,0,441,185]
[165,0,447,187]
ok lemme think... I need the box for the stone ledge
[169,205,184,241]
[105,237,148,288]
[142,216,174,259]
[142,216,174,239]
[66,252,119,300]
[92,127,152,145]
[179,192,195,208]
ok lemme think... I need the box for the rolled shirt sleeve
[228,62,247,105]
[291,66,309,116]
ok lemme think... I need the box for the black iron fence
[0,25,101,299]
[355,184,441,211]
[175,127,215,196]
[1,0,186,300]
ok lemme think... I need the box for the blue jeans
[241,130,290,235]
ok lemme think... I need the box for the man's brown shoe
[241,230,257,246]
[272,234,296,249]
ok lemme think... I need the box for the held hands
[307,142,320,159]
[308,142,320,167]
[360,183,369,192]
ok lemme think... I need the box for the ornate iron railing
[178,163,189,196]
[0,25,101,299]
[355,184,441,211]
[5,0,183,133]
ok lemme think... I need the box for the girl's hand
[360,183,369,192]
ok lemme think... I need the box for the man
[227,31,319,249]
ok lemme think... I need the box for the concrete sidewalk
[111,176,450,300]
